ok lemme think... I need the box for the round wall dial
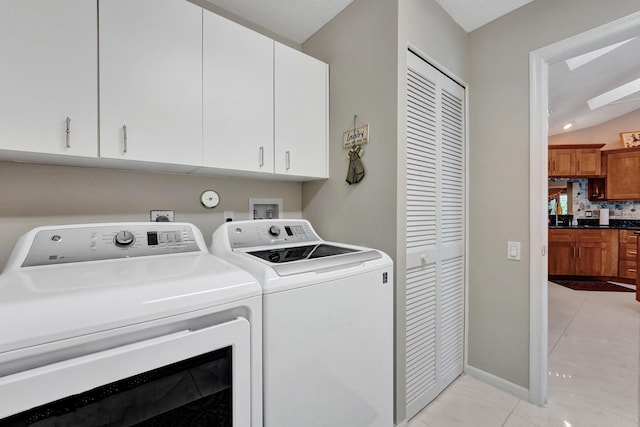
[200,190,220,209]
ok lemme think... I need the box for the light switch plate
[507,241,521,261]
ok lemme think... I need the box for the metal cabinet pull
[65,117,71,148]
[259,146,264,167]
[285,151,291,171]
[629,268,637,273]
[123,125,128,153]
[629,250,637,255]
[573,247,576,258]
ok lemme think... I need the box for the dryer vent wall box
[249,198,282,220]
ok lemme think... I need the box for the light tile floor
[408,282,639,427]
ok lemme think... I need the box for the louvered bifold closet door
[405,51,465,420]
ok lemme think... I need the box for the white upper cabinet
[274,42,328,179]
[203,11,274,174]
[0,0,98,158]
[99,0,202,166]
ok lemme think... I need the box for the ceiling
[203,0,533,44]
[548,36,640,136]
[203,0,640,136]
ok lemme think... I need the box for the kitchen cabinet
[548,145,604,177]
[548,229,576,275]
[99,0,203,167]
[203,11,274,174]
[605,148,640,200]
[548,228,618,277]
[618,230,638,279]
[274,42,328,179]
[0,0,97,158]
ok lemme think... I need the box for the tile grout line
[548,291,588,357]
[500,397,523,427]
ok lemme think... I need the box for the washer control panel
[20,223,203,267]
[227,220,319,249]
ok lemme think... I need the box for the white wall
[302,0,468,423]
[301,0,399,259]
[549,107,640,150]
[0,161,301,269]
[468,0,640,389]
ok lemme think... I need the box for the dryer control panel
[13,223,204,268]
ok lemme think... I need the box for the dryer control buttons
[269,225,281,237]
[114,230,135,248]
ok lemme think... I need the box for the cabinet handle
[573,247,576,258]
[629,269,637,273]
[259,146,264,167]
[285,151,291,171]
[629,251,637,255]
[65,117,71,148]
[122,125,128,153]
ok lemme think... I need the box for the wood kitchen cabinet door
[576,229,618,277]
[549,149,575,177]
[0,0,97,158]
[606,150,640,200]
[575,241,604,276]
[548,241,576,275]
[203,10,274,174]
[274,42,328,179]
[575,148,602,176]
[99,0,202,167]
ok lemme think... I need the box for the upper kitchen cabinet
[274,43,328,179]
[203,11,274,174]
[99,0,202,167]
[606,147,640,200]
[548,145,604,177]
[0,0,97,158]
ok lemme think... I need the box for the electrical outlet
[150,210,175,222]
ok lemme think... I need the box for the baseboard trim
[465,365,531,402]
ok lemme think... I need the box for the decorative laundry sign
[342,124,369,148]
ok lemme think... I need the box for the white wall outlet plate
[150,210,175,222]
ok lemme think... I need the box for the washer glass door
[1,318,251,427]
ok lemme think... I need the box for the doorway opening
[529,11,640,406]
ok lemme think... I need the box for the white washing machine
[0,222,262,427]
[211,219,394,427]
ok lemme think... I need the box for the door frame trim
[529,10,640,406]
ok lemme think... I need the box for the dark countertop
[549,225,640,230]
[549,218,640,230]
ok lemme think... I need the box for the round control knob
[269,225,281,237]
[114,230,135,247]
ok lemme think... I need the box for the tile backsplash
[571,179,640,219]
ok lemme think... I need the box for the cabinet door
[99,0,202,166]
[0,0,97,157]
[606,151,640,200]
[274,43,328,179]
[203,11,274,173]
[575,148,601,176]
[575,242,603,276]
[548,241,576,275]
[549,149,575,177]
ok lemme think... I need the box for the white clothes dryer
[211,219,393,427]
[0,222,262,427]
